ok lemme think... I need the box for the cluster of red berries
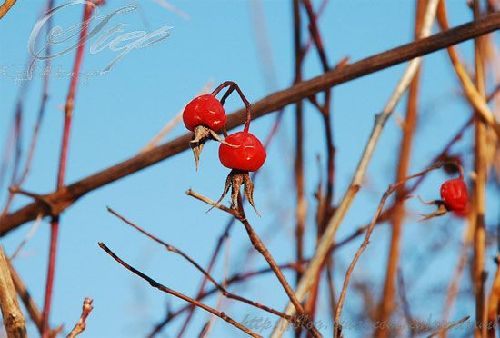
[183,82,266,212]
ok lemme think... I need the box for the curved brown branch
[2,12,500,236]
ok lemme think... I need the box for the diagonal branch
[106,206,293,321]
[2,12,500,236]
[0,0,16,19]
[98,242,263,338]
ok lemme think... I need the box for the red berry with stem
[183,94,226,132]
[218,132,266,172]
[212,132,266,214]
[183,94,227,170]
[440,177,469,216]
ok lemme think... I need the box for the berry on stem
[183,94,226,170]
[215,132,266,213]
[219,132,266,172]
[440,177,468,216]
[419,171,469,221]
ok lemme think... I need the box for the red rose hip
[440,178,468,216]
[183,94,227,170]
[218,132,266,172]
[183,94,226,132]
[212,132,266,214]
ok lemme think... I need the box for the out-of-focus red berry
[440,178,469,216]
[219,132,266,172]
[183,94,226,132]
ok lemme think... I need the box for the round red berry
[440,178,468,216]
[183,94,226,132]
[219,132,266,172]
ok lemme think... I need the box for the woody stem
[212,81,252,132]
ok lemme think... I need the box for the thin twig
[212,81,252,133]
[42,2,100,336]
[197,239,230,338]
[149,260,305,336]
[169,218,236,338]
[426,316,471,338]
[98,242,263,338]
[10,214,43,261]
[1,0,55,218]
[334,163,444,336]
[186,190,323,338]
[397,268,416,337]
[66,298,93,338]
[439,240,468,338]
[106,207,293,321]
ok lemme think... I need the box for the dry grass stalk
[375,2,427,336]
[5,259,44,335]
[436,1,498,131]
[472,2,488,337]
[0,247,26,338]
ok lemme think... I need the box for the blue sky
[1,1,499,337]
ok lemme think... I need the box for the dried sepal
[206,174,232,213]
[418,202,448,221]
[190,141,204,171]
[243,173,260,216]
[230,173,244,209]
[208,170,260,215]
[190,125,226,171]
